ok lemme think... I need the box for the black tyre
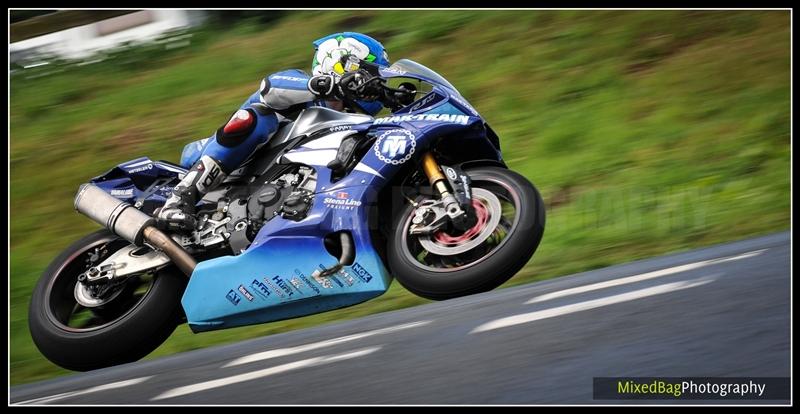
[388,166,545,300]
[29,229,186,371]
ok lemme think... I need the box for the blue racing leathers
[179,69,382,173]
[158,69,382,231]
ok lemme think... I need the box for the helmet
[312,32,390,78]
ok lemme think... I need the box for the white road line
[472,277,716,334]
[152,346,382,401]
[526,249,765,304]
[223,320,431,368]
[14,376,153,405]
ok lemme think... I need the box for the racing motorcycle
[28,58,546,371]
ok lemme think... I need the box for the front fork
[409,153,477,235]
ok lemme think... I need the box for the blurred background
[9,10,790,385]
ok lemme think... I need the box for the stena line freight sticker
[323,192,363,210]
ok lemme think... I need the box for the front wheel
[388,166,545,300]
[28,230,186,371]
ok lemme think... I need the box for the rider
[157,32,390,231]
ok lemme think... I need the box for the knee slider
[216,108,258,147]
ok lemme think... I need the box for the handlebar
[336,56,418,112]
[339,73,418,112]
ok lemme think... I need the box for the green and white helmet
[311,32,390,78]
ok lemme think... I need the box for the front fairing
[379,59,460,93]
[378,60,481,119]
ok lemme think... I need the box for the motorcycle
[28,58,546,371]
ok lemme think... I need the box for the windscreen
[388,59,459,93]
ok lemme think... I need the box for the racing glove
[308,75,337,99]
[338,70,384,102]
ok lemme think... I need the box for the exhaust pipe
[74,184,196,276]
[312,232,355,279]
[141,226,197,277]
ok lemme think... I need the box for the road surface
[11,231,791,405]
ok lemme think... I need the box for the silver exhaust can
[74,184,155,246]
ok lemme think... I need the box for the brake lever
[376,83,417,111]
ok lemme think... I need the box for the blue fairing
[93,61,504,333]
[183,188,394,331]
[181,108,498,332]
[181,127,399,332]
[89,157,187,215]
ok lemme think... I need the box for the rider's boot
[157,155,227,232]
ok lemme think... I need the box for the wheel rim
[44,235,158,333]
[400,174,521,273]
[418,188,503,255]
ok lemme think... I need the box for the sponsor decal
[338,270,356,286]
[264,277,286,298]
[271,75,307,82]
[408,93,439,112]
[295,269,322,294]
[323,192,363,210]
[272,275,294,297]
[443,167,471,200]
[328,273,345,288]
[312,271,334,289]
[313,264,345,288]
[352,262,374,283]
[110,188,134,197]
[250,278,271,299]
[126,163,154,173]
[238,285,255,301]
[444,167,458,180]
[460,174,471,200]
[383,67,407,75]
[226,289,241,306]
[374,129,416,165]
[289,277,305,294]
[198,160,222,192]
[373,113,470,126]
[329,125,352,132]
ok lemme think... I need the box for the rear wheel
[29,230,186,371]
[388,166,545,300]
